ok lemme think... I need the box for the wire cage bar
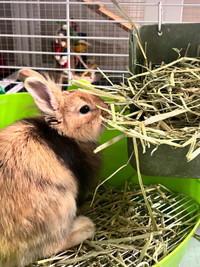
[0,0,200,92]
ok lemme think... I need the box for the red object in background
[0,54,8,76]
[71,19,78,32]
[54,41,68,68]
[54,41,61,53]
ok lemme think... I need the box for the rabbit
[0,69,109,267]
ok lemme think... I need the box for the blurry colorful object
[53,22,98,83]
[0,86,5,94]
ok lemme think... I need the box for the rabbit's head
[18,69,108,142]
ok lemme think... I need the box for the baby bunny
[0,69,108,267]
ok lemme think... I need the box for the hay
[28,182,200,267]
[72,56,200,162]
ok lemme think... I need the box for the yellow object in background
[75,43,87,52]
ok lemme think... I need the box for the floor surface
[179,224,200,266]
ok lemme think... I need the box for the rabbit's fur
[0,69,108,267]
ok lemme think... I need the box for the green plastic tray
[0,92,200,266]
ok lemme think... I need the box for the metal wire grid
[0,0,132,90]
[39,187,200,267]
[1,0,200,92]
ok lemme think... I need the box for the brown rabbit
[0,69,108,267]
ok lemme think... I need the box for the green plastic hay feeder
[128,23,200,178]
[127,23,200,266]
[0,89,200,266]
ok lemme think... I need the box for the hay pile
[73,57,200,162]
[29,183,200,267]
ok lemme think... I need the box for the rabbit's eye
[79,105,90,114]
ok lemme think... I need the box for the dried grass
[72,56,200,162]
[28,182,200,267]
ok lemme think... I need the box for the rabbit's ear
[18,69,46,83]
[24,77,63,117]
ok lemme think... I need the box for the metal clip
[158,1,163,36]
